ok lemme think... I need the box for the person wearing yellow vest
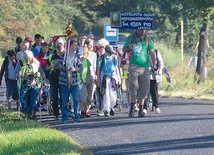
[76,47,91,118]
[45,39,64,119]
[14,50,44,119]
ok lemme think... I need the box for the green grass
[157,42,214,101]
[0,107,92,155]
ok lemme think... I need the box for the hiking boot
[138,105,145,117]
[129,103,135,118]
[110,109,115,116]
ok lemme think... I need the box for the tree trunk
[194,10,210,84]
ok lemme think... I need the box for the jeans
[20,85,39,113]
[60,84,79,122]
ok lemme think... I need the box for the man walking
[123,29,156,117]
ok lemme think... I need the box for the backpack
[121,52,127,65]
[100,54,116,72]
[154,49,172,83]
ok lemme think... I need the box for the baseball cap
[76,46,84,55]
[56,39,64,45]
[52,36,59,43]
[25,37,33,43]
[87,34,95,39]
[105,45,115,55]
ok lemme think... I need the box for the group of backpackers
[0,29,166,123]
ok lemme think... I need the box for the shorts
[6,78,18,100]
[128,65,150,99]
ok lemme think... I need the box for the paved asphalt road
[38,97,214,155]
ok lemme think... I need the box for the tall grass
[156,41,214,100]
[0,107,92,155]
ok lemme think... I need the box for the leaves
[0,0,214,56]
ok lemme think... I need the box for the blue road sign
[110,12,153,30]
[104,23,119,42]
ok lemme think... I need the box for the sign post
[104,23,119,42]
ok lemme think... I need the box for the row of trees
[0,0,213,50]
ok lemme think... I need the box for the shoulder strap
[48,54,53,63]
[19,58,26,67]
[128,33,133,46]
[145,35,149,51]
[100,55,105,72]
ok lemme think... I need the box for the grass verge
[0,106,92,155]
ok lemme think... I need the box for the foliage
[0,0,214,63]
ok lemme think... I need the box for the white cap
[56,39,64,45]
[23,50,34,58]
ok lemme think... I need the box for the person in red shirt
[36,42,51,70]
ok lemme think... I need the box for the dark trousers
[144,80,159,109]
[50,80,61,117]
[96,87,103,113]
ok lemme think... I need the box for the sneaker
[143,109,147,115]
[104,111,110,117]
[97,111,104,116]
[85,112,91,117]
[155,108,161,114]
[69,111,74,118]
[110,109,115,116]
